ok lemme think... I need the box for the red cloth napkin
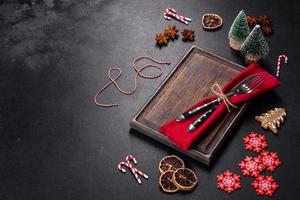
[160,63,280,150]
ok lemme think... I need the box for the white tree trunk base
[229,38,243,51]
[244,54,261,64]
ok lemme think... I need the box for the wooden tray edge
[204,104,249,160]
[133,45,246,119]
[129,119,210,165]
[130,45,247,165]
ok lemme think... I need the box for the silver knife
[176,75,258,122]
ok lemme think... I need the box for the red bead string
[94,56,171,107]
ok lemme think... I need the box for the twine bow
[210,83,237,112]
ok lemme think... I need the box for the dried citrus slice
[173,168,198,191]
[159,170,178,193]
[159,155,185,174]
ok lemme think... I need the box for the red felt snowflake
[239,156,265,177]
[252,175,279,196]
[243,132,268,153]
[217,170,241,193]
[258,151,282,172]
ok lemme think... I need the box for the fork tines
[245,75,265,93]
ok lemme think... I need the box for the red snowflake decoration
[243,132,268,153]
[258,151,282,172]
[217,170,241,193]
[239,156,265,177]
[252,175,279,196]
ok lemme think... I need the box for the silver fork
[187,75,265,132]
[176,74,263,122]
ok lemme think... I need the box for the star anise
[262,26,273,36]
[246,14,273,36]
[164,26,179,40]
[181,29,195,42]
[155,33,169,46]
[247,16,257,26]
[258,15,271,26]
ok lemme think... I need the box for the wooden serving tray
[130,46,247,165]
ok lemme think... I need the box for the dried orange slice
[173,168,198,191]
[159,155,185,174]
[159,170,178,193]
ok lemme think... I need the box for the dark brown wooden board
[130,46,247,165]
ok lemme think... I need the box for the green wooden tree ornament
[241,25,269,63]
[228,10,250,50]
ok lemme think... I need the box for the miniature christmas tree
[228,10,250,50]
[241,25,269,63]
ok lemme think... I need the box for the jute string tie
[210,82,237,112]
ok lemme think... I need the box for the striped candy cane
[164,9,189,25]
[125,155,148,179]
[163,8,191,25]
[134,168,148,179]
[167,7,176,13]
[126,160,142,184]
[118,161,128,173]
[167,8,192,22]
[166,11,188,25]
[126,155,149,179]
[126,155,137,164]
[163,13,171,20]
[276,55,288,77]
[118,155,148,184]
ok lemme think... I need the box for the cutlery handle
[176,91,235,122]
[176,98,220,121]
[188,105,219,133]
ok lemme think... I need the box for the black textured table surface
[1,0,300,199]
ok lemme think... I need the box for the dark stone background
[0,0,299,199]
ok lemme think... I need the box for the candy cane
[166,11,188,25]
[276,55,288,77]
[165,11,189,25]
[126,155,137,164]
[166,7,176,13]
[166,8,192,22]
[125,155,148,179]
[118,161,128,173]
[126,160,142,184]
[163,13,171,20]
[118,155,148,184]
[163,8,191,25]
[134,168,149,179]
[125,155,148,180]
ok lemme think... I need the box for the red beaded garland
[217,170,241,193]
[243,132,268,153]
[239,156,265,177]
[252,175,279,196]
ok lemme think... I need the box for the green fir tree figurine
[228,10,250,50]
[241,25,269,63]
